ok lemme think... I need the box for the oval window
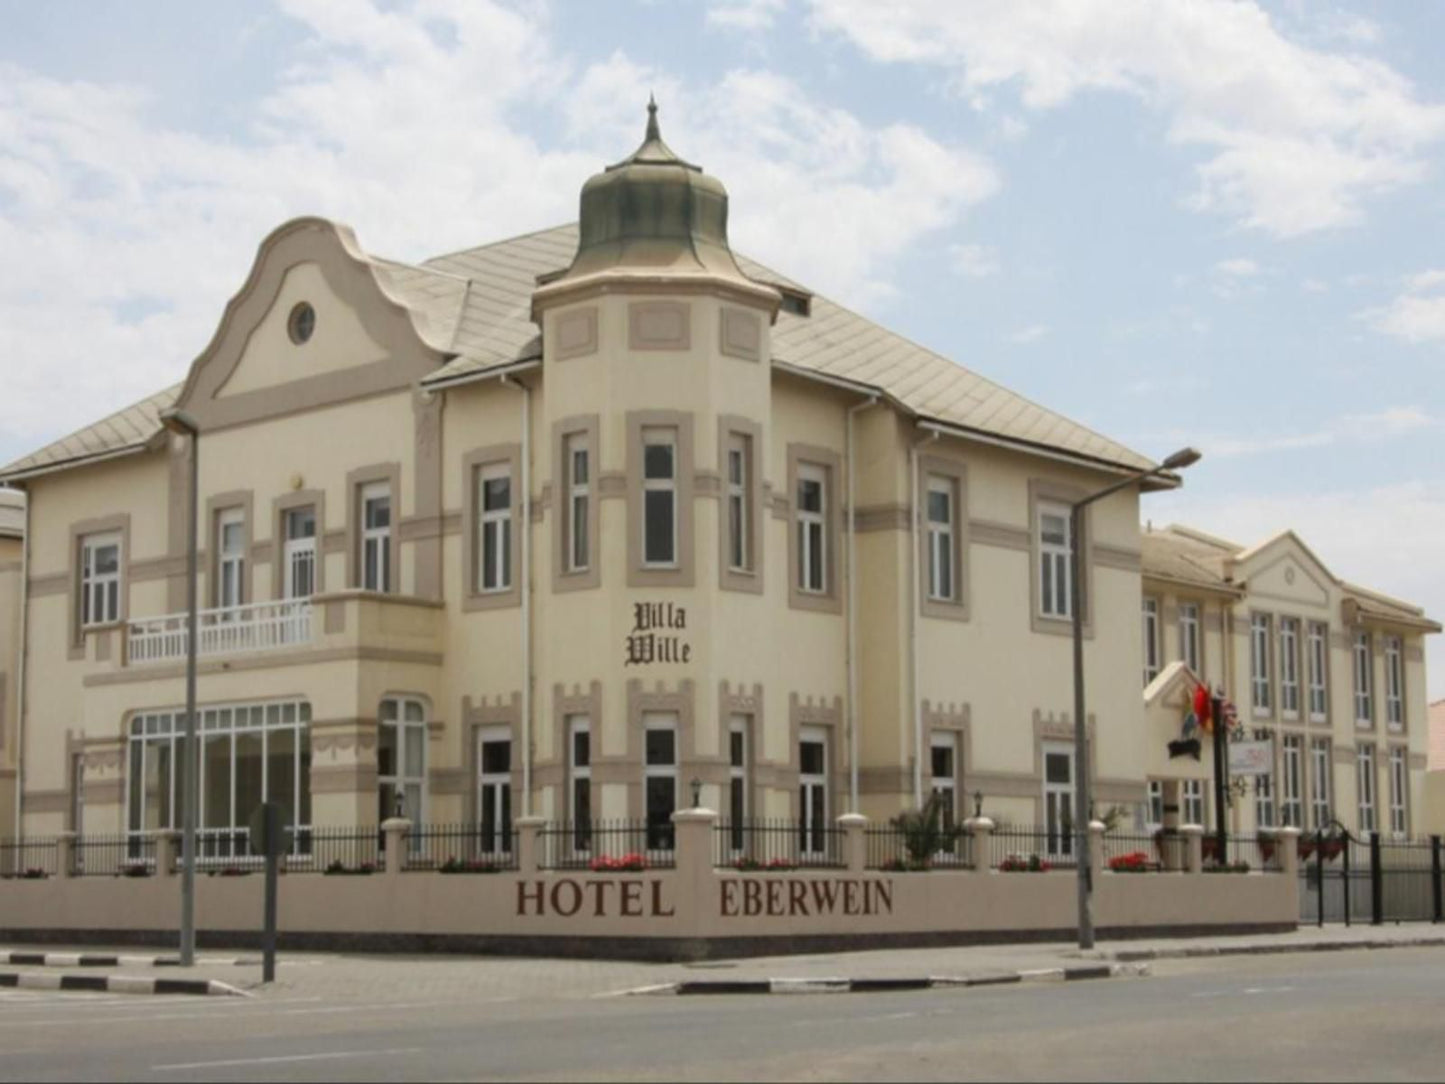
[287,302,316,345]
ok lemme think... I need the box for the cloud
[707,0,787,31]
[1136,405,1438,459]
[0,1,999,464]
[1214,258,1260,277]
[1360,270,1445,344]
[1007,324,1048,344]
[807,0,1445,236]
[949,242,1000,278]
[1301,277,1329,293]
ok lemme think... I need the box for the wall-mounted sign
[516,878,675,918]
[719,878,895,918]
[1229,740,1273,777]
[624,602,691,666]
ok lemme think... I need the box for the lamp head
[1160,446,1201,471]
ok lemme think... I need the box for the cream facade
[1140,525,1439,841]
[0,488,23,841]
[3,108,1180,861]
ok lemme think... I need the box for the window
[1146,781,1163,831]
[80,532,121,626]
[796,464,827,594]
[282,507,316,599]
[1182,780,1205,826]
[287,301,315,344]
[216,509,245,610]
[477,464,513,592]
[799,728,829,858]
[1279,618,1300,718]
[1249,728,1276,829]
[477,726,512,856]
[568,717,592,853]
[1385,637,1404,730]
[379,697,427,827]
[726,435,750,573]
[643,715,677,851]
[728,716,750,853]
[926,477,955,602]
[1353,631,1373,725]
[642,429,677,567]
[1307,622,1328,721]
[128,699,311,861]
[1281,735,1303,828]
[1388,747,1408,838]
[1357,743,1376,834]
[1142,597,1161,686]
[566,435,591,573]
[360,482,391,593]
[1179,602,1201,674]
[930,734,957,831]
[1309,738,1332,829]
[1042,743,1074,858]
[1037,503,1073,620]
[1250,614,1272,714]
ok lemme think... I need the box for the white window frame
[1353,631,1373,726]
[217,509,245,611]
[796,463,827,594]
[1384,636,1404,730]
[1145,781,1163,833]
[926,476,955,603]
[1309,737,1332,830]
[1037,502,1072,620]
[1182,779,1205,826]
[1281,735,1304,828]
[798,726,829,858]
[1179,602,1201,674]
[1142,597,1161,686]
[476,724,512,856]
[728,715,750,853]
[1356,743,1376,835]
[1042,742,1075,858]
[1250,614,1272,715]
[1307,622,1328,722]
[379,696,428,828]
[641,428,678,569]
[1388,746,1408,839]
[929,733,957,831]
[282,507,316,600]
[1279,617,1300,719]
[477,463,513,593]
[643,713,678,851]
[726,435,750,573]
[80,531,122,627]
[360,481,391,593]
[1253,728,1275,829]
[566,435,591,573]
[568,716,592,854]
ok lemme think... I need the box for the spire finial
[646,94,660,140]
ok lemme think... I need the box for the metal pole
[1342,834,1351,927]
[1370,830,1382,926]
[1211,693,1226,868]
[1070,504,1092,950]
[179,431,199,966]
[263,803,279,984]
[1316,830,1324,928]
[1432,836,1442,925]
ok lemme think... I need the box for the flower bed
[730,857,797,872]
[589,853,647,873]
[1203,861,1251,874]
[998,854,1052,872]
[439,857,502,874]
[878,858,933,872]
[1108,851,1151,873]
[324,860,377,875]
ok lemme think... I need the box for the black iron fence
[289,826,383,873]
[1101,833,1162,871]
[76,834,156,877]
[403,823,519,872]
[862,825,972,870]
[538,819,675,871]
[990,825,1077,870]
[1299,831,1445,926]
[0,838,59,878]
[713,819,846,870]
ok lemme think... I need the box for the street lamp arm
[1071,447,1200,512]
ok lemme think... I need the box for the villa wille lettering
[719,878,894,918]
[624,602,691,666]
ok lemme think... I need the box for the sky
[1,0,1442,695]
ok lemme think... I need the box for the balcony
[127,599,313,665]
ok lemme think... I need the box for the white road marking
[1242,985,1295,994]
[152,1047,423,1071]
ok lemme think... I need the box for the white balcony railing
[127,599,314,665]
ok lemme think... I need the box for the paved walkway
[4,924,1443,1000]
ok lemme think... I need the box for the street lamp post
[1071,445,1200,950]
[160,408,200,967]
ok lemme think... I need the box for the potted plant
[1108,851,1151,873]
[589,853,647,873]
[889,793,963,872]
[440,856,501,874]
[19,868,48,880]
[999,854,1052,872]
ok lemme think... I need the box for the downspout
[845,394,879,814]
[500,375,533,816]
[909,430,939,807]
[11,486,28,845]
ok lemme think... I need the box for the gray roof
[1141,526,1240,595]
[1,221,1158,480]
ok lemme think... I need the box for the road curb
[0,971,247,997]
[649,963,1145,996]
[0,951,251,968]
[1110,936,1445,964]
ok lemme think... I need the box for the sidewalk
[4,924,1443,999]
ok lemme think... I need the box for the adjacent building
[0,488,22,840]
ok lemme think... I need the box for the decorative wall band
[969,520,1030,552]
[855,504,910,533]
[27,574,67,598]
[83,645,446,687]
[1093,544,1143,572]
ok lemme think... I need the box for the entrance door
[799,728,828,860]
[1043,743,1075,859]
[477,727,512,856]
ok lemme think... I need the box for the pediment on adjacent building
[1233,531,1334,608]
[175,217,455,431]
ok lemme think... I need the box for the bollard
[380,818,411,877]
[838,813,867,874]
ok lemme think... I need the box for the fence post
[1275,827,1300,876]
[155,830,181,879]
[56,832,78,879]
[1179,824,1203,874]
[381,818,411,877]
[1370,831,1382,926]
[514,817,545,874]
[1432,836,1442,925]
[964,816,994,873]
[1088,819,1107,878]
[838,813,867,874]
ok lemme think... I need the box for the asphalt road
[1,950,1442,1081]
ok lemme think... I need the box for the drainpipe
[500,375,533,817]
[10,486,29,845]
[845,395,879,814]
[908,430,939,807]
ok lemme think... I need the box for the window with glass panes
[1356,743,1376,833]
[1353,631,1373,725]
[1307,622,1328,720]
[1042,744,1074,857]
[477,726,511,855]
[283,507,316,599]
[1253,729,1276,828]
[80,532,121,626]
[796,464,827,593]
[379,697,427,825]
[728,716,749,852]
[1309,738,1332,829]
[1179,602,1201,674]
[930,734,957,830]
[477,464,512,591]
[1279,618,1300,717]
[360,481,391,592]
[1146,780,1163,831]
[1281,735,1304,827]
[926,477,955,602]
[1389,746,1408,837]
[1182,779,1205,825]
[1385,637,1404,729]
[128,699,311,861]
[568,717,591,853]
[1250,614,1272,713]
[1037,503,1072,619]
[643,716,677,851]
[642,430,677,567]
[566,435,590,573]
[726,435,750,573]
[216,509,245,610]
[1142,597,1161,686]
[799,728,828,857]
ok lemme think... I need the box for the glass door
[477,727,512,856]
[1043,743,1075,859]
